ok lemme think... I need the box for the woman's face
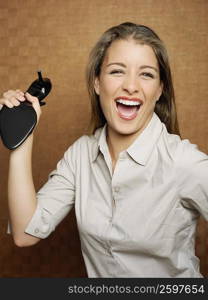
[94,38,163,139]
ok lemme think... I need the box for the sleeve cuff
[25,204,55,239]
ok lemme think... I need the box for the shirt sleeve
[178,141,208,221]
[25,146,76,238]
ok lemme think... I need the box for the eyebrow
[106,62,159,73]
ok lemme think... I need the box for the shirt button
[34,228,39,233]
[114,187,120,193]
[107,247,112,255]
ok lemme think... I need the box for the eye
[141,72,155,79]
[109,69,124,75]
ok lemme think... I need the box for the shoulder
[161,127,208,186]
[63,128,102,163]
[159,125,207,166]
[177,139,207,163]
[69,129,101,152]
[177,139,208,183]
[159,127,208,190]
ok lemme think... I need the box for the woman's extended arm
[1,91,42,246]
[8,133,41,246]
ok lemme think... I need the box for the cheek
[100,77,120,97]
[99,80,116,116]
[98,88,110,111]
[146,84,161,102]
[99,95,112,114]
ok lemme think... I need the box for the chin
[113,123,141,136]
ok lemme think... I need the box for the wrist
[10,134,34,160]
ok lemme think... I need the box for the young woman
[1,22,207,277]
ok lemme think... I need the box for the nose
[122,74,139,95]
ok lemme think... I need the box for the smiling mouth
[115,98,143,120]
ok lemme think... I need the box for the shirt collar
[92,113,163,165]
[91,124,108,162]
[127,113,163,165]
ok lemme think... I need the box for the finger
[16,93,25,101]
[10,96,21,106]
[4,99,14,108]
[24,92,38,104]
[3,90,23,102]
[25,92,41,116]
[15,89,24,95]
[3,90,15,98]
[15,89,25,101]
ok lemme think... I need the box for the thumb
[25,92,42,121]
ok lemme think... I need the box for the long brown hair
[86,22,180,135]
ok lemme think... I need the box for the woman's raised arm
[1,91,42,246]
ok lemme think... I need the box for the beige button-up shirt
[25,113,208,277]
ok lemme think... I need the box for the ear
[94,77,100,95]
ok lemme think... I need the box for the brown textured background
[0,0,207,277]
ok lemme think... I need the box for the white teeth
[116,99,141,106]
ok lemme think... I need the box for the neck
[106,127,140,170]
[106,114,154,170]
